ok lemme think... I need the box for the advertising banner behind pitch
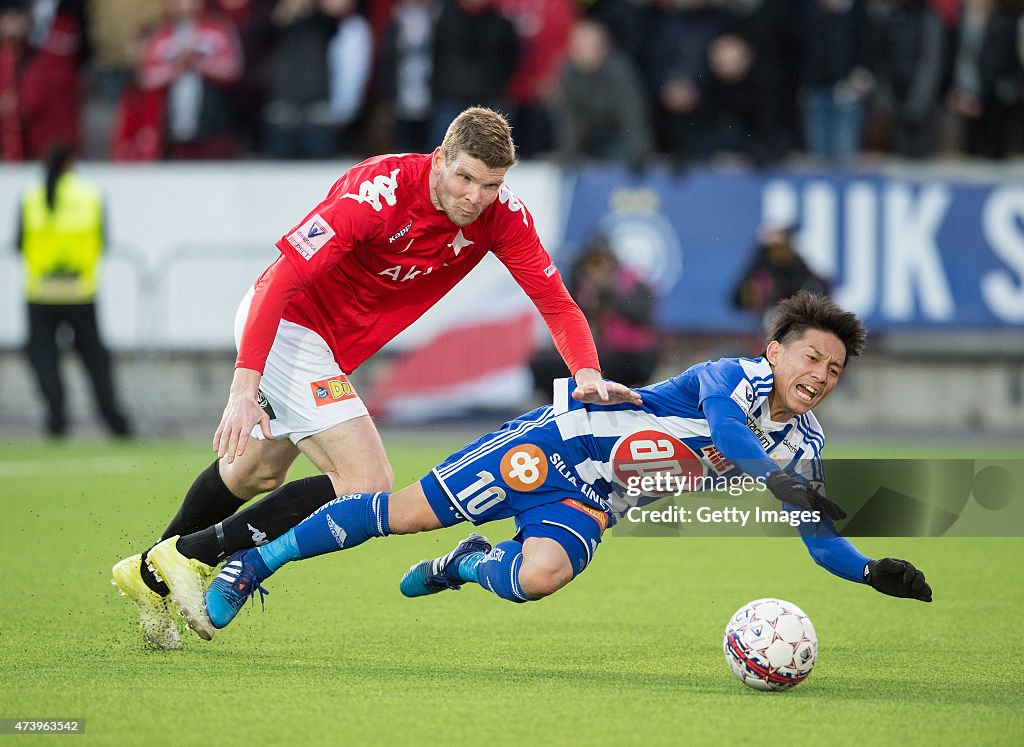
[562,166,1024,331]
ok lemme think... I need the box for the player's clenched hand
[572,368,643,406]
[212,369,271,463]
[765,471,847,522]
[865,558,933,602]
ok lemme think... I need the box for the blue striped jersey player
[150,292,932,640]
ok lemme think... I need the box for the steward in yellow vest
[20,171,104,304]
[17,145,130,438]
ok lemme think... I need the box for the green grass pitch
[0,438,1021,746]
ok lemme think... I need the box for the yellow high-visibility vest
[21,173,104,304]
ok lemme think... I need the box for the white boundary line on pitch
[0,456,140,478]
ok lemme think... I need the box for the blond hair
[440,107,518,169]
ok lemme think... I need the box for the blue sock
[255,492,390,574]
[454,552,486,583]
[255,530,298,575]
[473,540,535,603]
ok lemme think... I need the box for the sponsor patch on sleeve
[729,380,755,411]
[543,262,557,277]
[287,213,336,260]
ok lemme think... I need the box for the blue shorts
[420,406,610,576]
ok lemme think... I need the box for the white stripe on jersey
[586,410,712,440]
[555,408,591,441]
[553,378,571,414]
[574,457,610,485]
[436,408,555,480]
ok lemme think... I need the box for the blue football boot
[399,533,492,598]
[204,550,271,629]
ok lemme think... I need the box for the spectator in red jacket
[0,0,31,161]
[20,9,85,159]
[137,0,244,159]
[495,0,577,156]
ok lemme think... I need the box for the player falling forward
[112,107,630,649]
[145,292,930,639]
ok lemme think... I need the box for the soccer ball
[723,598,818,691]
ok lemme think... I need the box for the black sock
[176,475,337,566]
[140,460,243,595]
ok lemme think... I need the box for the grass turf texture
[0,439,1021,746]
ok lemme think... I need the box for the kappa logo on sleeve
[498,183,529,227]
[287,213,336,259]
[310,375,358,406]
[340,168,401,212]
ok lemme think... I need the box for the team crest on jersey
[288,213,336,259]
[500,443,547,492]
[340,168,400,212]
[310,375,358,407]
[610,429,704,493]
[448,229,474,256]
[730,380,755,410]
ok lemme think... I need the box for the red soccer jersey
[237,153,599,376]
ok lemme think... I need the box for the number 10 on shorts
[455,472,507,518]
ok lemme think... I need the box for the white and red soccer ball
[723,598,818,691]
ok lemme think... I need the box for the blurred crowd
[2,0,1024,166]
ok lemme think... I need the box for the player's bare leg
[219,436,301,500]
[297,415,394,496]
[517,537,574,598]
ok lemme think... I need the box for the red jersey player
[113,107,639,648]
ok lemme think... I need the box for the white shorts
[234,287,369,443]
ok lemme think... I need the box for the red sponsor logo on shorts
[561,499,609,534]
[310,376,357,407]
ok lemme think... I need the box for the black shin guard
[140,460,243,595]
[176,475,337,566]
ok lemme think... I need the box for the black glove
[765,471,847,522]
[864,558,932,602]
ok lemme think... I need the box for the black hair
[44,144,75,211]
[768,291,867,359]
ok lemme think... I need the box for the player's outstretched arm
[213,367,272,462]
[766,472,846,521]
[864,557,933,602]
[572,368,643,405]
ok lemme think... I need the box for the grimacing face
[766,328,847,421]
[429,149,508,227]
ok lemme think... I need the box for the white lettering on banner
[340,169,400,211]
[771,180,956,321]
[801,182,838,278]
[834,183,877,314]
[882,184,954,321]
[981,187,1024,322]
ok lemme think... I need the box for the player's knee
[326,461,393,496]
[386,494,439,535]
[221,461,287,499]
[325,471,390,499]
[518,561,573,599]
